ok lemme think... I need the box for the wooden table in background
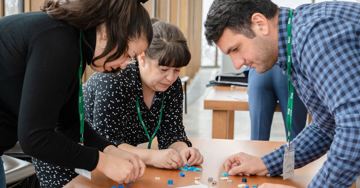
[204,86,280,139]
[65,138,328,188]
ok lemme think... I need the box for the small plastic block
[118,185,124,188]
[211,180,217,186]
[111,186,117,188]
[154,176,161,180]
[207,177,214,183]
[179,171,185,177]
[252,185,258,188]
[237,183,247,188]
[180,165,202,172]
[242,177,247,182]
[222,172,229,177]
[220,176,229,180]
[189,166,202,172]
[167,179,174,186]
[244,185,249,188]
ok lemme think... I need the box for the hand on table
[223,152,268,176]
[100,145,145,183]
[148,148,184,169]
[179,147,204,166]
[96,151,138,184]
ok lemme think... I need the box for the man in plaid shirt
[205,0,360,187]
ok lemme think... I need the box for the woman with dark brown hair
[0,0,152,187]
[83,21,204,171]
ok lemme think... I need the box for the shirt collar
[276,7,291,71]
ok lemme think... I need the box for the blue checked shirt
[261,2,360,187]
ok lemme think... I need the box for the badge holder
[282,143,295,179]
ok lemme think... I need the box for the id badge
[75,168,92,180]
[282,144,295,179]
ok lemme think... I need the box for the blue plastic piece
[179,171,185,177]
[167,179,174,186]
[111,186,117,188]
[222,172,229,177]
[118,185,125,188]
[242,177,247,182]
[245,185,249,188]
[179,165,202,172]
[252,185,258,188]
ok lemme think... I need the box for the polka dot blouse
[83,62,191,149]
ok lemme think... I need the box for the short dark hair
[145,21,191,68]
[42,0,153,66]
[204,0,278,45]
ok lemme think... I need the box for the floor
[183,67,287,141]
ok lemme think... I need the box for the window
[4,0,23,16]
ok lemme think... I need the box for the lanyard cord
[136,95,165,149]
[285,9,294,143]
[78,31,85,144]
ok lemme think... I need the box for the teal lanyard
[78,31,85,145]
[136,95,165,149]
[285,9,294,143]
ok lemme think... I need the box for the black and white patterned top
[83,62,191,149]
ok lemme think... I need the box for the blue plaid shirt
[261,2,360,187]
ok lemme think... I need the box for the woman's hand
[179,147,204,166]
[96,151,137,184]
[148,148,184,169]
[103,145,145,180]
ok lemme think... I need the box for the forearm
[169,141,188,153]
[117,143,153,164]
[84,122,112,151]
[262,123,333,176]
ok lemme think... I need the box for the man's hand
[223,152,268,176]
[179,147,204,166]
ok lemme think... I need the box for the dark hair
[145,21,191,68]
[42,0,153,66]
[204,0,278,45]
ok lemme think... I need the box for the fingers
[139,159,146,177]
[169,160,179,169]
[170,152,183,168]
[123,170,133,184]
[228,164,246,176]
[187,149,197,165]
[223,153,242,172]
[129,157,140,180]
[187,148,204,166]
[180,150,189,166]
[195,154,204,165]
[133,157,146,179]
[223,159,234,172]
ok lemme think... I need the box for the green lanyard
[78,31,85,145]
[136,95,165,149]
[285,9,294,143]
